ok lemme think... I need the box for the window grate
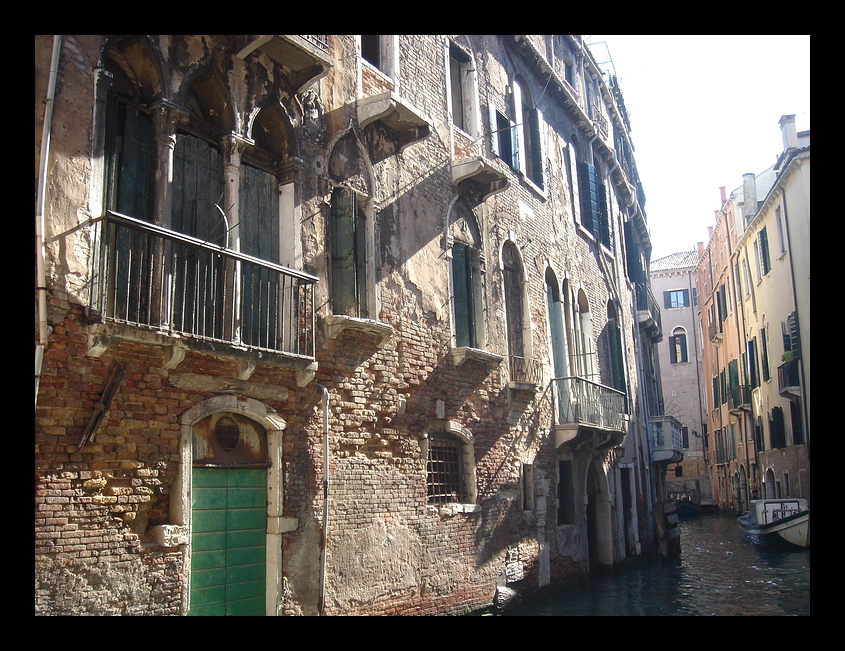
[427,435,465,504]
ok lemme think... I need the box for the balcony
[778,359,801,398]
[508,355,543,391]
[87,212,318,383]
[728,385,752,414]
[708,319,724,344]
[237,36,334,92]
[552,376,627,451]
[635,282,662,341]
[650,415,684,464]
[358,91,431,153]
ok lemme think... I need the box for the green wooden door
[190,467,267,616]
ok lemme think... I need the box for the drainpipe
[317,384,329,615]
[35,35,62,410]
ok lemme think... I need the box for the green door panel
[189,467,267,616]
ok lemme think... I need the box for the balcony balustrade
[552,376,627,450]
[636,282,662,340]
[778,359,801,398]
[650,415,684,464]
[509,355,544,388]
[89,212,317,363]
[728,384,751,413]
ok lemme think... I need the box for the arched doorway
[177,396,286,616]
[585,459,613,573]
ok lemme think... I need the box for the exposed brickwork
[36,35,661,616]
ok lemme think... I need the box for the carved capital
[150,100,188,142]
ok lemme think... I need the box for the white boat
[737,499,810,549]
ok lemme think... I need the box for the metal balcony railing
[509,355,543,386]
[635,281,662,336]
[90,212,317,358]
[728,385,751,411]
[551,376,626,431]
[778,360,801,394]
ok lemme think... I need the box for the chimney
[697,241,704,257]
[741,173,757,225]
[779,114,798,151]
[719,186,727,205]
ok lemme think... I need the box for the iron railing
[509,355,543,386]
[778,360,801,393]
[728,385,751,411]
[635,281,662,334]
[90,212,317,358]
[551,376,626,431]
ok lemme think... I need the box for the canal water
[516,512,810,616]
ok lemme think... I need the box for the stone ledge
[450,346,503,368]
[324,314,394,348]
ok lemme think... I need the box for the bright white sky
[585,35,810,261]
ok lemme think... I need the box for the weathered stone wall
[36,34,652,615]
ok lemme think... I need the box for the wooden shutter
[597,174,610,247]
[624,222,643,284]
[788,311,801,359]
[173,133,225,242]
[240,164,281,349]
[452,243,476,348]
[607,319,626,394]
[578,162,602,237]
[759,227,771,274]
[331,188,368,318]
[527,107,544,188]
[239,164,279,263]
[110,100,156,222]
[502,244,524,359]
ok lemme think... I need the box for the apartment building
[695,116,809,512]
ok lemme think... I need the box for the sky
[584,35,810,261]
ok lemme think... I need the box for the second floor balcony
[778,359,801,398]
[650,415,684,464]
[87,212,318,383]
[728,385,752,414]
[636,282,662,341]
[552,376,627,451]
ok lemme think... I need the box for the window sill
[451,346,503,368]
[324,314,394,348]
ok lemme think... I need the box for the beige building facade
[695,115,809,512]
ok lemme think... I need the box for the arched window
[573,289,596,380]
[606,301,626,394]
[503,241,537,384]
[102,37,161,223]
[670,327,689,363]
[546,269,568,379]
[450,201,484,349]
[330,186,370,319]
[513,77,544,189]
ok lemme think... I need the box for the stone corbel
[357,91,431,153]
[324,314,394,348]
[452,156,510,204]
[295,361,318,387]
[450,346,503,369]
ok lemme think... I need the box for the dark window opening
[427,435,466,504]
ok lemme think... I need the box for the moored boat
[737,499,810,549]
